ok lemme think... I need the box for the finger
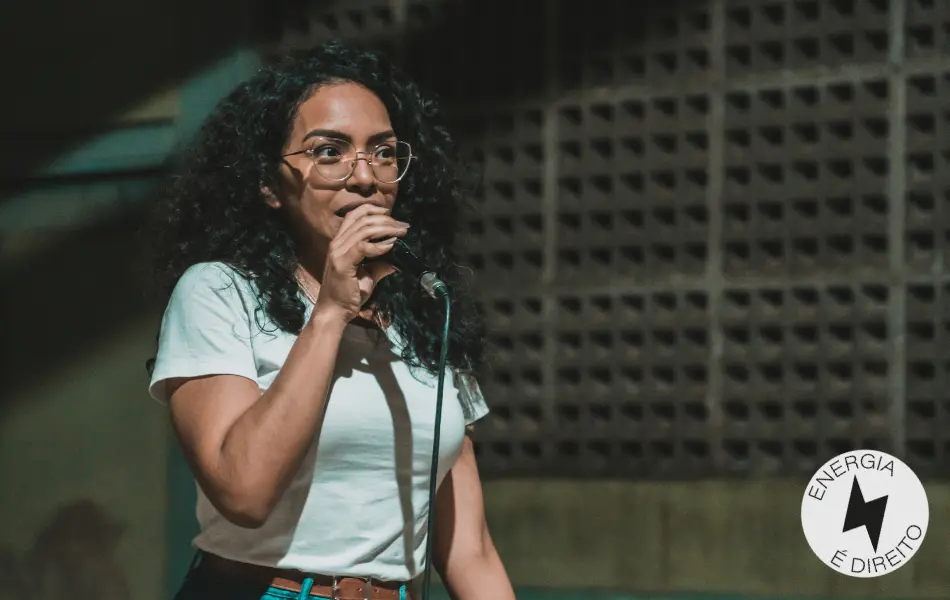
[357,272,377,307]
[364,261,397,284]
[335,204,390,239]
[335,215,408,254]
[335,237,396,283]
[339,224,409,254]
[338,236,396,266]
[357,237,399,259]
[334,218,409,256]
[329,234,398,276]
[356,263,395,304]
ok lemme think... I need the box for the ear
[261,185,281,209]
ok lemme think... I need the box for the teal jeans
[174,551,409,600]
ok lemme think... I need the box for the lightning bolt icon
[842,475,888,552]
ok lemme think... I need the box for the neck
[297,238,329,285]
[293,236,327,307]
[294,264,321,301]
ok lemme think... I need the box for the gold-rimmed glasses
[283,137,415,184]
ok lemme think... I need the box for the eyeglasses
[282,138,415,184]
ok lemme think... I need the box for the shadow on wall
[0,499,131,600]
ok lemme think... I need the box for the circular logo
[801,449,929,578]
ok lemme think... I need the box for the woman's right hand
[314,203,410,323]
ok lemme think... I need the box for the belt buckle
[330,575,374,599]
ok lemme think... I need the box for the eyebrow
[301,128,397,146]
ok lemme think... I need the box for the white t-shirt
[148,262,489,582]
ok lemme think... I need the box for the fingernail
[398,221,410,228]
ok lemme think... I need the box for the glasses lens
[312,139,354,181]
[371,141,412,183]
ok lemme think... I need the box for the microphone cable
[369,238,451,600]
[420,285,451,600]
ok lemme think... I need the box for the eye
[309,144,344,162]
[374,144,396,160]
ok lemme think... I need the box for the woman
[146,41,515,600]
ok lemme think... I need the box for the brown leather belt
[199,552,414,599]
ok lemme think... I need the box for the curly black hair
[146,41,485,375]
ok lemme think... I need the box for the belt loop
[187,550,204,572]
[331,576,340,600]
[399,583,406,600]
[298,576,313,600]
[364,576,374,600]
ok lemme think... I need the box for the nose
[345,155,376,195]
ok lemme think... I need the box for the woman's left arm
[433,427,516,600]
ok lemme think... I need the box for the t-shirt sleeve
[148,263,258,403]
[453,369,490,425]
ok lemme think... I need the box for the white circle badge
[801,449,929,578]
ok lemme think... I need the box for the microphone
[369,239,449,299]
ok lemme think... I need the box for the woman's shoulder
[168,261,257,309]
[174,261,253,293]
